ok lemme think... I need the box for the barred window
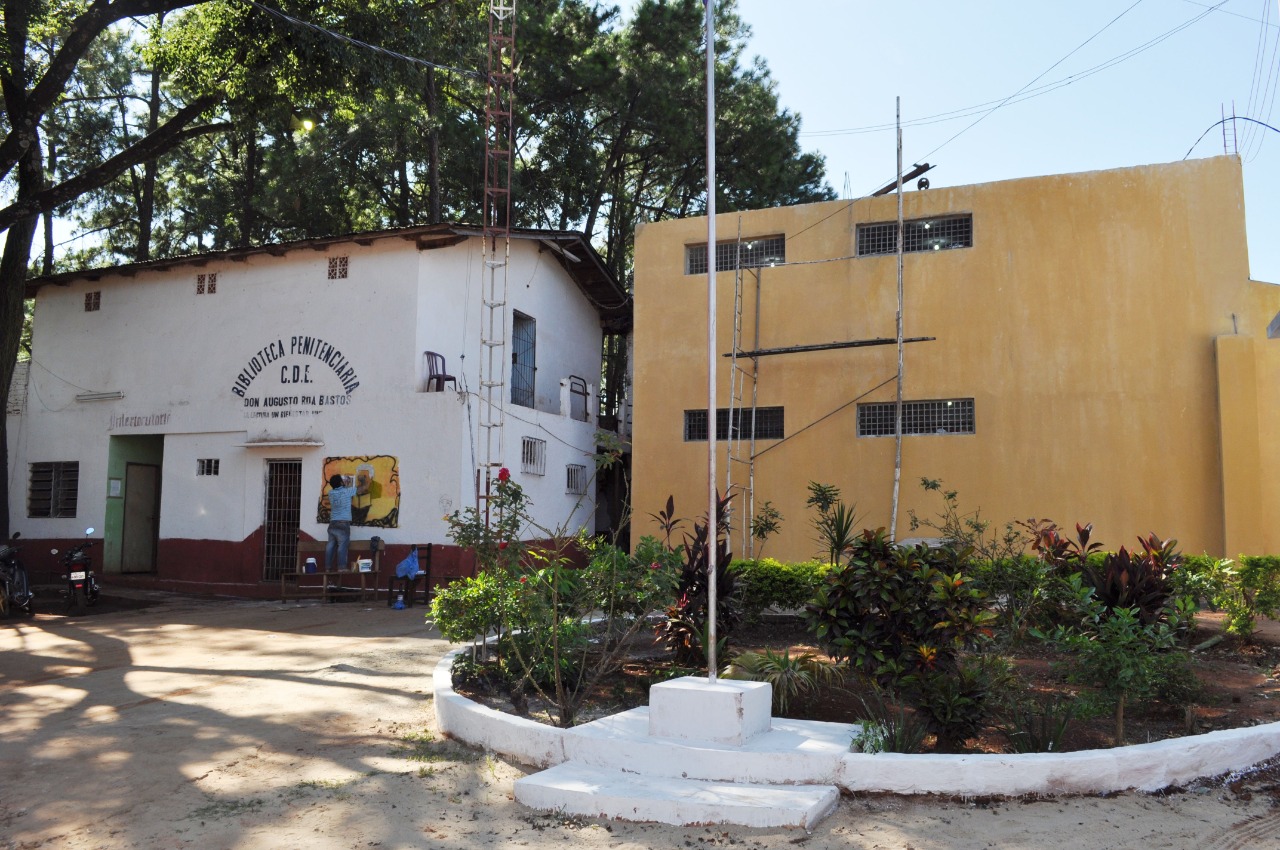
[84,292,101,312]
[857,399,975,437]
[196,273,217,295]
[521,437,546,476]
[328,256,349,279]
[197,458,220,476]
[857,214,973,256]
[684,407,784,441]
[686,236,785,275]
[28,461,79,518]
[566,464,588,495]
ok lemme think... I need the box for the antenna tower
[478,0,517,515]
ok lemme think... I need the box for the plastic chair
[388,543,431,607]
[424,352,457,392]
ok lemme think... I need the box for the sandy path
[1,595,1277,850]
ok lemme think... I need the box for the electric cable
[240,0,484,81]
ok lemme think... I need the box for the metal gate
[263,459,302,581]
[511,311,536,408]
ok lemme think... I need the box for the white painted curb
[433,646,566,768]
[432,646,1280,796]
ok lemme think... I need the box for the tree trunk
[1114,693,1126,746]
[394,125,410,227]
[42,135,55,275]
[238,128,258,247]
[137,16,164,261]
[426,67,441,224]
[0,141,44,541]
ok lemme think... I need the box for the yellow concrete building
[631,156,1280,561]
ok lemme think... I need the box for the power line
[1184,114,1280,158]
[241,0,484,81]
[804,0,1227,146]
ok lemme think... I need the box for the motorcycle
[52,527,100,616]
[0,532,34,618]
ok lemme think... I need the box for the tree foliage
[0,0,832,536]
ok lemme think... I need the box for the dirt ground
[2,591,1279,850]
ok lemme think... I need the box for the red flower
[497,467,511,482]
[519,576,527,584]
[499,541,508,550]
[649,562,660,571]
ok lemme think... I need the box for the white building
[7,225,630,597]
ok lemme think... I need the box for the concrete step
[563,707,859,785]
[513,762,840,829]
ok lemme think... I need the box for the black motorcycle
[52,527,100,616]
[0,532,34,618]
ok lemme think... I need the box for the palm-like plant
[721,649,844,715]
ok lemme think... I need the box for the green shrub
[804,528,998,749]
[997,693,1076,754]
[429,570,512,648]
[731,558,828,622]
[850,687,929,754]
[1174,554,1280,641]
[721,649,844,715]
[968,556,1061,643]
[1234,556,1280,639]
[1038,604,1180,745]
[803,528,994,686]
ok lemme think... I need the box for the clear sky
[666,0,1280,283]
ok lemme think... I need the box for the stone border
[432,646,1280,796]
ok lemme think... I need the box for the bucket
[304,558,318,574]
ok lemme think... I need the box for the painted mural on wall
[317,456,400,528]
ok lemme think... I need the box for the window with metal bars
[197,458,220,476]
[683,407,784,441]
[566,463,588,495]
[196,273,217,294]
[685,236,785,275]
[328,256,349,279]
[511,311,536,408]
[28,461,79,518]
[84,292,100,312]
[521,437,546,476]
[856,214,973,256]
[857,399,975,437]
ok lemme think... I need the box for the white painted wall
[10,233,607,549]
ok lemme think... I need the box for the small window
[84,292,101,312]
[857,214,973,256]
[328,256,349,279]
[196,273,217,295]
[683,407,785,442]
[566,464,588,496]
[521,437,546,476]
[28,461,79,518]
[686,236,786,275]
[197,458,220,476]
[857,398,975,437]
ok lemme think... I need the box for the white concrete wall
[12,234,605,547]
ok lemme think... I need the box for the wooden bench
[280,538,384,602]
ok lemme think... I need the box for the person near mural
[325,474,357,571]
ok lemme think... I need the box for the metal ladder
[477,0,517,512]
[725,230,761,557]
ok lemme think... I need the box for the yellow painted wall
[632,156,1280,561]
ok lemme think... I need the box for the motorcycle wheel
[68,586,87,616]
